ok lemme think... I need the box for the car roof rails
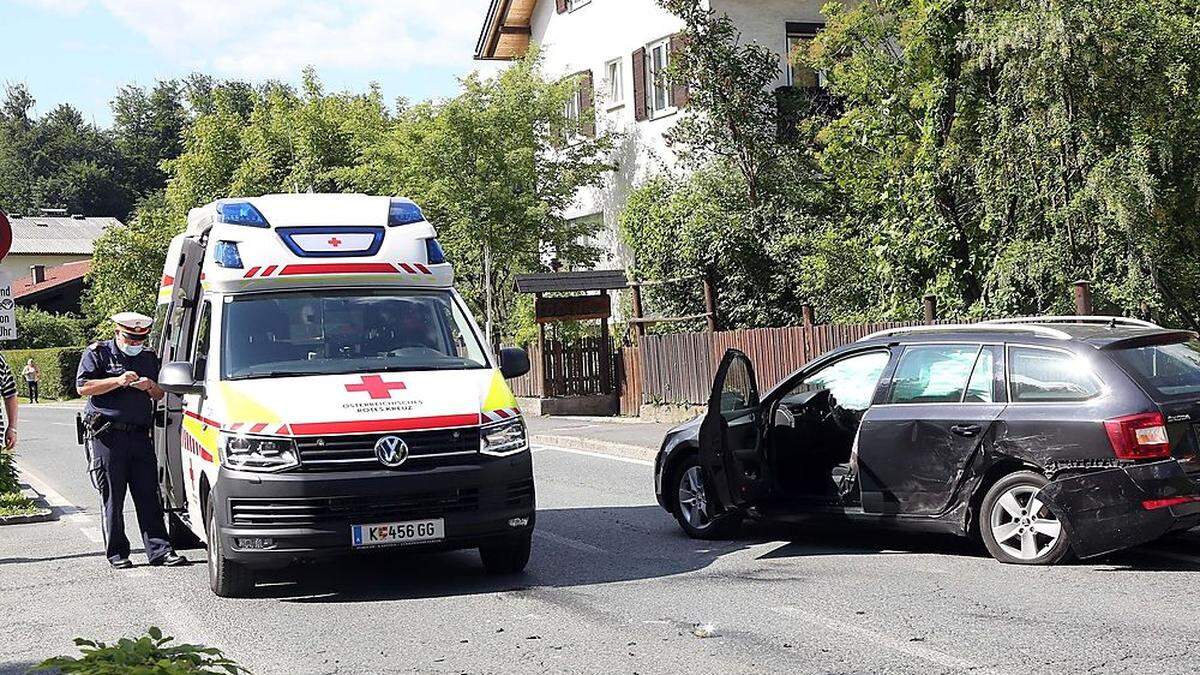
[982,315,1162,329]
[857,323,1072,343]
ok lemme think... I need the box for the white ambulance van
[151,194,534,597]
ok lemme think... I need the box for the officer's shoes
[109,557,133,569]
[150,553,188,567]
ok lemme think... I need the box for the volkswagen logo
[374,435,409,468]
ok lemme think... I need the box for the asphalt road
[5,405,1200,674]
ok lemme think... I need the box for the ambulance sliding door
[154,237,205,512]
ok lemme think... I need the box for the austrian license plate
[351,518,445,548]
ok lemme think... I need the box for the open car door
[154,237,205,511]
[698,349,769,509]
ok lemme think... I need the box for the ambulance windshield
[221,289,489,379]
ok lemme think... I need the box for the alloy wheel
[677,465,711,529]
[989,484,1062,560]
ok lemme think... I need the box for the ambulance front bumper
[211,453,535,568]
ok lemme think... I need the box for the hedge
[2,346,86,400]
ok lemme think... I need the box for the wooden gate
[507,339,616,399]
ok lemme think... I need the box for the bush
[0,449,19,493]
[2,346,86,400]
[34,626,249,674]
[13,307,87,349]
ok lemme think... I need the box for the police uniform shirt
[76,340,160,428]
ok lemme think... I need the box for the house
[475,0,828,268]
[3,210,119,280]
[12,260,91,315]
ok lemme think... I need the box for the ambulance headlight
[220,433,299,472]
[480,419,527,457]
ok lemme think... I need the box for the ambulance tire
[479,535,531,575]
[206,494,254,597]
[168,511,201,550]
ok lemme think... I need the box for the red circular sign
[0,210,10,263]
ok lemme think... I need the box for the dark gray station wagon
[654,317,1200,564]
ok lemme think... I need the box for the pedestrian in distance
[22,358,39,404]
[76,312,186,569]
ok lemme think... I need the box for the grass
[0,491,40,518]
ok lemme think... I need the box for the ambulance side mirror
[498,347,530,379]
[159,361,205,395]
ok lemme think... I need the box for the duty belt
[104,421,150,433]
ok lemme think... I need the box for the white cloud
[35,0,489,81]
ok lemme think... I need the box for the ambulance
[151,194,534,597]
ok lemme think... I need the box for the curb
[530,434,658,463]
[0,484,56,525]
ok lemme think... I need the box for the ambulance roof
[168,194,453,296]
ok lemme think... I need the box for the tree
[349,49,616,343]
[12,307,86,349]
[111,81,188,199]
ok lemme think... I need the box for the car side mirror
[499,347,530,379]
[159,361,204,395]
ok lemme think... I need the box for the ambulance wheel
[206,494,254,597]
[479,535,531,575]
[168,511,201,550]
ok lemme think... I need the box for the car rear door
[857,344,1006,515]
[698,349,768,509]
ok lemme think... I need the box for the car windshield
[1112,339,1200,400]
[221,289,489,380]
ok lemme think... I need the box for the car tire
[480,535,532,574]
[979,470,1071,565]
[671,455,742,540]
[168,511,202,550]
[206,494,254,597]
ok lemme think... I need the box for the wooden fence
[638,322,932,406]
[508,338,615,399]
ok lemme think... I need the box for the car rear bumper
[212,453,535,569]
[1038,459,1200,558]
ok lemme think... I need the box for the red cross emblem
[328,237,343,247]
[344,375,407,399]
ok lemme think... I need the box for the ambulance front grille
[228,489,480,526]
[293,427,481,471]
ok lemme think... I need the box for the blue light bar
[218,201,270,228]
[213,240,244,269]
[388,199,425,227]
[426,238,446,264]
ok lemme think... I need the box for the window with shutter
[644,37,674,118]
[668,33,689,108]
[632,47,648,121]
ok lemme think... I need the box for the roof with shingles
[8,215,121,255]
[514,269,629,293]
[12,260,91,300]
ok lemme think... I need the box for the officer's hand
[5,427,16,450]
[131,377,153,391]
[118,371,139,387]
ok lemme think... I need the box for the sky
[1,0,498,126]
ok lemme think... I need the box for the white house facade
[475,0,831,269]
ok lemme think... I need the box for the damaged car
[653,316,1200,564]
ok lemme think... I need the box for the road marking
[17,463,75,508]
[532,443,654,467]
[533,529,609,555]
[770,605,994,674]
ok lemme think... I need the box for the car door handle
[951,424,982,437]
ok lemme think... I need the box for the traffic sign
[0,271,16,341]
[0,210,10,263]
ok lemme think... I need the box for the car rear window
[888,345,979,404]
[1111,339,1200,400]
[1008,346,1102,402]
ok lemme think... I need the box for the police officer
[76,312,186,569]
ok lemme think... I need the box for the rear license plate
[351,518,445,548]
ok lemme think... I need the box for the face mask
[117,337,144,357]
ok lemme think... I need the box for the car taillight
[1142,495,1200,510]
[1104,412,1170,460]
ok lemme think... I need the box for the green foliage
[2,346,84,400]
[0,491,38,517]
[83,191,177,327]
[625,0,1200,328]
[13,307,86,349]
[34,626,250,674]
[0,448,19,494]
